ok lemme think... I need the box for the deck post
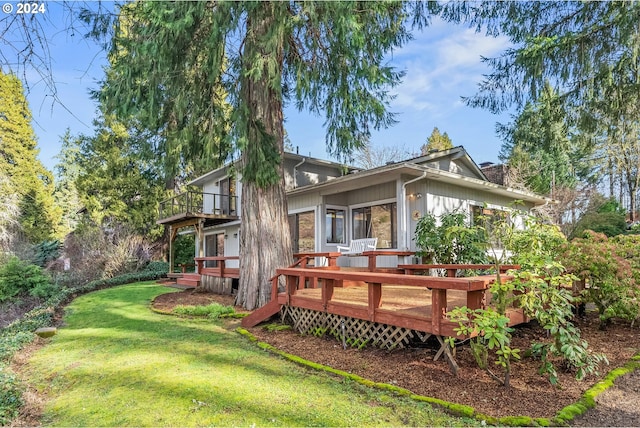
[368,282,382,321]
[431,288,447,335]
[322,279,335,311]
[219,259,226,277]
[287,274,298,303]
[467,290,485,310]
[168,225,174,273]
[271,275,279,301]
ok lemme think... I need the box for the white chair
[337,238,378,255]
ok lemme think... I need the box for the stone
[35,327,57,338]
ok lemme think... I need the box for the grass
[171,302,235,318]
[21,282,477,427]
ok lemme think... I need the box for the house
[157,146,548,275]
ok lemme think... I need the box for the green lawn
[22,282,474,427]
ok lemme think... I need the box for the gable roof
[187,145,548,205]
[288,160,548,205]
[389,146,487,181]
[188,152,354,186]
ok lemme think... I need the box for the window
[352,202,397,249]
[471,205,508,248]
[326,208,345,244]
[218,177,236,215]
[288,210,315,253]
[204,233,224,268]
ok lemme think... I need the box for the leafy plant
[512,269,608,384]
[143,261,169,274]
[459,208,608,385]
[172,303,235,319]
[571,212,628,238]
[563,231,640,328]
[0,364,23,425]
[414,210,488,268]
[0,256,52,303]
[447,306,519,386]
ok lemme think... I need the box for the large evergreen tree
[53,130,84,236]
[0,71,59,242]
[497,82,592,195]
[74,116,167,239]
[93,1,434,310]
[442,1,640,219]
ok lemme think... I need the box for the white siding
[346,182,395,205]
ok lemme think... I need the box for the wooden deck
[242,262,526,373]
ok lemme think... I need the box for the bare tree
[352,141,416,169]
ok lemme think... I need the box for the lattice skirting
[281,305,429,350]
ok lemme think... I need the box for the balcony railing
[158,191,238,222]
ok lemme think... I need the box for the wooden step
[176,278,200,287]
[241,299,282,328]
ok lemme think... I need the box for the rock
[35,327,57,338]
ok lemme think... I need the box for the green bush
[31,240,61,267]
[174,235,195,267]
[563,231,639,327]
[414,210,488,266]
[172,303,235,319]
[0,365,23,425]
[571,211,628,238]
[0,257,52,303]
[144,261,169,274]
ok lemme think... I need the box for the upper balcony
[157,191,239,227]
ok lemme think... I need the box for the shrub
[459,210,607,384]
[144,261,169,274]
[174,235,195,267]
[31,240,61,267]
[0,364,23,425]
[414,210,487,266]
[562,231,640,327]
[0,257,52,303]
[172,303,235,319]
[63,222,157,283]
[570,212,628,238]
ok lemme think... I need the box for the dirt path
[571,369,640,427]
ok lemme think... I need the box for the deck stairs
[176,273,201,288]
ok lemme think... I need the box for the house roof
[288,160,549,205]
[393,145,488,180]
[188,151,355,186]
[188,145,548,206]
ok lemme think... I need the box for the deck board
[292,284,521,325]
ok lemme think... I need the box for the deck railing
[158,191,238,220]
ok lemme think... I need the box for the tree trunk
[235,3,293,310]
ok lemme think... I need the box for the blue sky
[18,3,513,172]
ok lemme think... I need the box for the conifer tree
[0,71,59,242]
[421,127,453,154]
[93,1,434,309]
[442,1,640,219]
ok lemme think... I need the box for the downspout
[401,171,428,250]
[293,157,306,188]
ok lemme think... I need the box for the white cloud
[389,21,510,115]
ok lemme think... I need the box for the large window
[217,177,236,215]
[326,208,345,244]
[352,202,397,249]
[204,233,224,268]
[471,205,508,248]
[288,210,315,253]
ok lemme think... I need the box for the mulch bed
[154,288,640,424]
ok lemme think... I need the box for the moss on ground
[237,328,640,427]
